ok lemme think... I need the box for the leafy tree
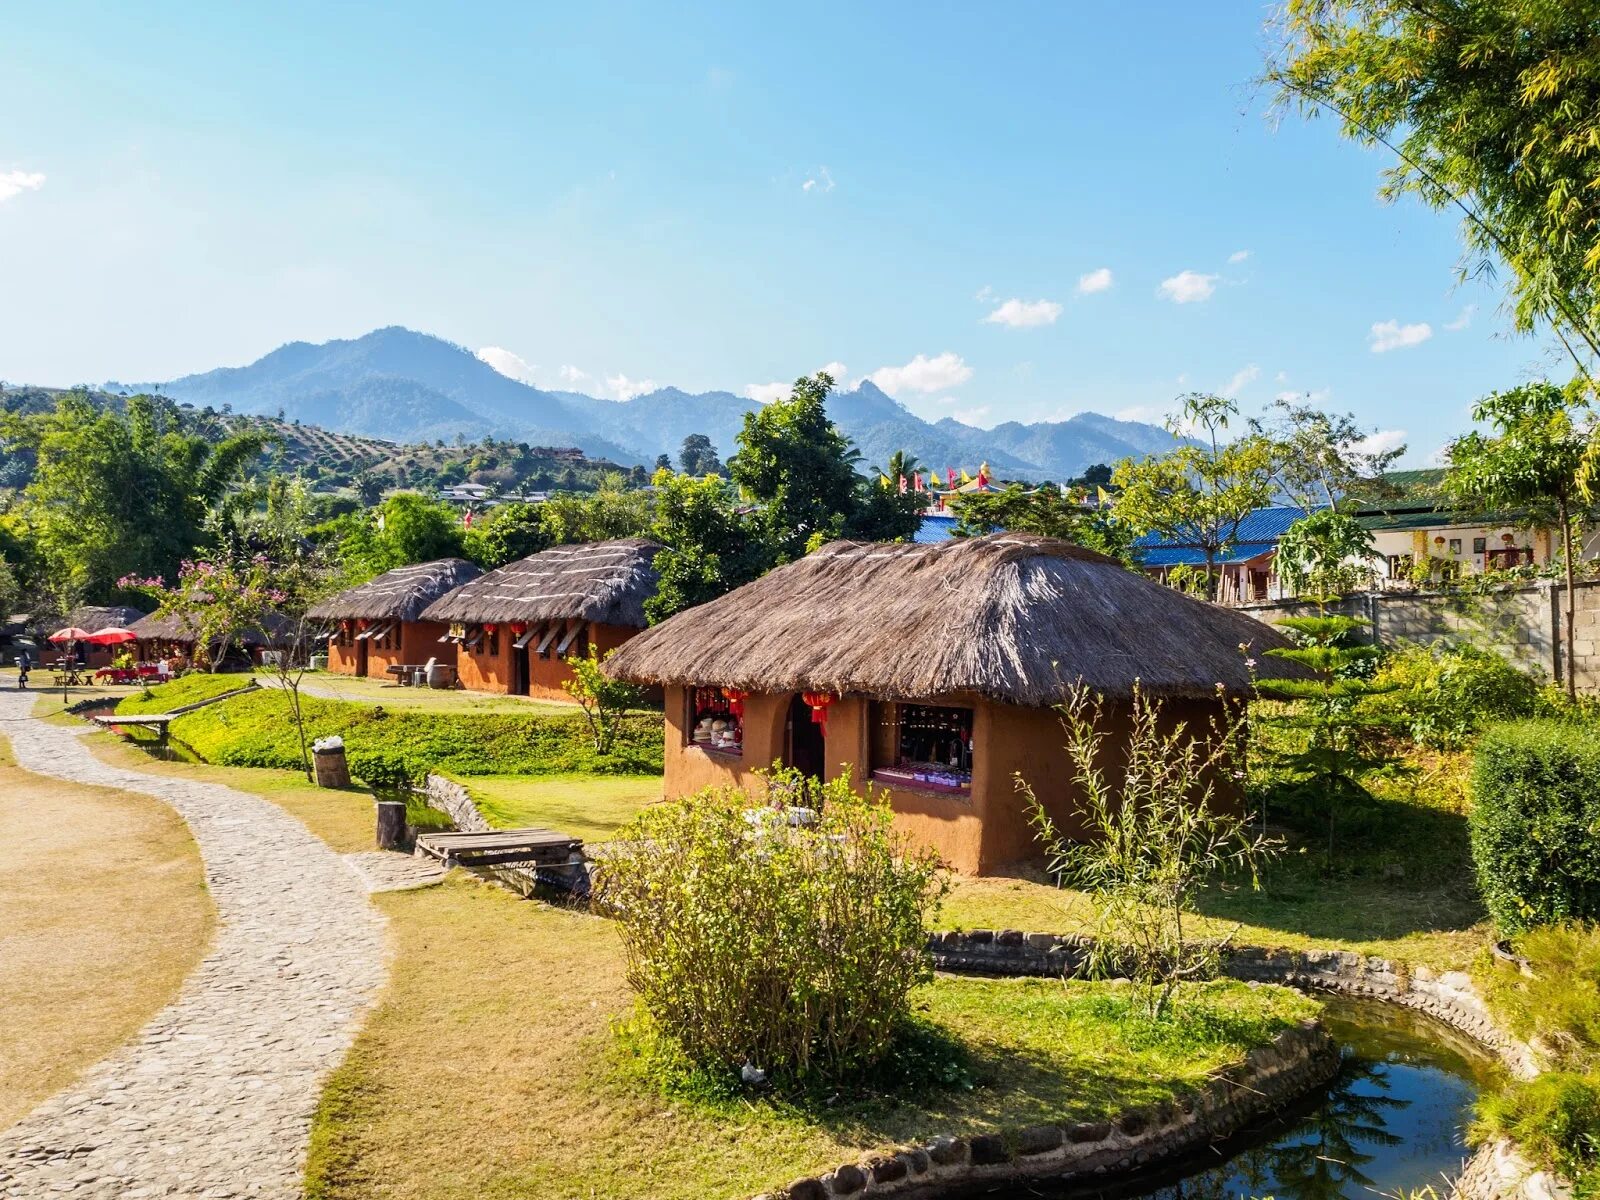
[354,471,385,507]
[463,501,550,568]
[562,645,645,753]
[847,478,927,544]
[1255,398,1405,512]
[653,453,672,472]
[325,492,464,580]
[1111,394,1276,600]
[1443,381,1590,700]
[537,473,653,544]
[1273,509,1378,598]
[870,449,921,488]
[646,470,768,622]
[2,392,268,604]
[951,483,1089,541]
[1269,1,1600,368]
[120,555,287,673]
[678,433,724,476]
[1068,462,1114,491]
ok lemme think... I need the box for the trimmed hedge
[1472,721,1600,934]
[152,688,663,779]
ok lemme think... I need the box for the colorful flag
[977,462,990,488]
[960,469,973,485]
[913,472,925,492]
[946,467,957,489]
[897,473,907,494]
[879,473,892,488]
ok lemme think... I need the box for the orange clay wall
[365,621,454,680]
[327,639,361,675]
[457,623,638,700]
[660,685,789,796]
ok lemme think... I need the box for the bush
[348,747,415,793]
[1472,722,1600,933]
[1476,1072,1600,1191]
[1480,923,1600,1072]
[115,673,257,716]
[154,689,663,779]
[598,772,946,1085]
[1367,643,1538,749]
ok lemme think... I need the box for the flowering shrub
[119,555,290,671]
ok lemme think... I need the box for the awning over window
[355,622,395,642]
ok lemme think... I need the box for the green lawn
[116,672,258,714]
[256,670,593,716]
[462,773,663,842]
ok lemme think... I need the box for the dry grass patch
[0,750,213,1129]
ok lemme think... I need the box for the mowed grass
[463,773,663,842]
[0,742,214,1129]
[942,750,1488,972]
[257,670,585,716]
[303,874,1316,1200]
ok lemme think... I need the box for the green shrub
[159,689,663,779]
[599,772,947,1085]
[1367,643,1538,749]
[348,747,416,793]
[1480,923,1600,1071]
[1476,1072,1600,1191]
[1472,722,1600,933]
[115,672,257,715]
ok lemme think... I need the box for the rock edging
[756,1020,1339,1200]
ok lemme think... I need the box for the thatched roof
[66,605,146,630]
[604,534,1304,705]
[421,539,663,628]
[307,558,483,622]
[131,609,295,647]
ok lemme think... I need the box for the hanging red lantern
[1433,536,1446,547]
[722,687,747,719]
[510,622,528,637]
[356,618,370,631]
[483,623,497,635]
[800,691,834,732]
[1501,532,1516,544]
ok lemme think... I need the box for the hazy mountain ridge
[116,327,1180,480]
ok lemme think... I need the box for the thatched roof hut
[307,558,483,623]
[605,534,1301,704]
[66,605,146,630]
[131,609,295,647]
[421,539,663,628]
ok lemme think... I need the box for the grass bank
[0,736,214,1129]
[459,773,662,841]
[257,669,585,715]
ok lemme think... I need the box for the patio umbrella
[47,626,93,642]
[85,626,138,645]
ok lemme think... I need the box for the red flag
[913,472,924,492]
[976,464,990,488]
[946,467,956,489]
[897,473,907,494]
[463,507,474,528]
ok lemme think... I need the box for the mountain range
[110,326,1180,480]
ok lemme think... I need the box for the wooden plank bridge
[413,828,584,870]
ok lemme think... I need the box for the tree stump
[312,746,351,788]
[375,800,407,851]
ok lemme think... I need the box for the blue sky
[0,2,1564,462]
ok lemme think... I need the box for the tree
[1254,398,1405,512]
[646,471,768,622]
[870,449,921,489]
[1111,394,1276,599]
[121,555,286,672]
[1268,2,1600,373]
[325,492,464,580]
[678,433,724,476]
[728,372,862,561]
[1024,683,1273,1021]
[1443,381,1591,700]
[950,483,1089,541]
[354,472,385,507]
[463,501,550,569]
[1069,462,1114,491]
[562,645,645,753]
[653,453,672,472]
[1274,509,1379,599]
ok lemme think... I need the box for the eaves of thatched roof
[306,558,483,622]
[131,609,295,647]
[421,539,663,628]
[604,534,1302,706]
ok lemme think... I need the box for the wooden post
[375,800,407,851]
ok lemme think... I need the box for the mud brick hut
[130,610,295,669]
[64,605,148,669]
[308,558,483,680]
[603,533,1299,875]
[421,538,662,701]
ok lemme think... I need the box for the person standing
[16,647,30,690]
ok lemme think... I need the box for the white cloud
[558,364,590,386]
[1076,267,1113,295]
[954,405,993,427]
[1158,270,1218,304]
[1222,364,1260,397]
[1274,370,1288,384]
[1355,429,1408,457]
[743,382,789,404]
[868,352,974,395]
[0,169,45,203]
[820,360,849,383]
[1114,403,1169,424]
[983,298,1063,329]
[1369,319,1433,353]
[605,373,658,400]
[476,346,539,385]
[1445,304,1476,331]
[1228,249,1251,264]
[974,284,994,303]
[802,166,835,193]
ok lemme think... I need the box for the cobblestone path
[0,692,387,1198]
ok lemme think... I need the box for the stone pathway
[342,850,446,893]
[0,692,388,1199]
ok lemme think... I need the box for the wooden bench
[413,828,584,870]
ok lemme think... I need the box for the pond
[993,996,1503,1200]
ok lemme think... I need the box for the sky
[0,2,1569,464]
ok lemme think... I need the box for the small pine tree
[1253,613,1397,867]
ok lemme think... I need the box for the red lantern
[356,618,370,630]
[1433,536,1446,547]
[722,687,747,719]
[800,691,834,732]
[483,623,497,635]
[1501,533,1516,544]
[510,622,528,637]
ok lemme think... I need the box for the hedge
[1472,721,1600,934]
[138,688,663,779]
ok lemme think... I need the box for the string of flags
[878,463,991,496]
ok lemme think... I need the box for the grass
[941,749,1488,972]
[302,873,1316,1200]
[0,737,214,1129]
[257,669,589,716]
[462,773,663,841]
[115,671,259,714]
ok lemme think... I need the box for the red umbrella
[48,626,94,643]
[85,626,138,645]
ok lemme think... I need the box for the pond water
[992,996,1503,1200]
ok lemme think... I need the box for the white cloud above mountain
[868,352,973,395]
[1222,363,1260,396]
[605,373,658,400]
[558,365,590,386]
[1076,267,1113,294]
[476,346,539,385]
[743,381,789,404]
[1159,270,1217,304]
[1369,319,1432,353]
[983,298,1062,328]
[0,169,45,203]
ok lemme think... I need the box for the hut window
[485,627,499,657]
[688,686,743,756]
[870,702,973,795]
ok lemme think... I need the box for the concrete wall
[1240,579,1600,691]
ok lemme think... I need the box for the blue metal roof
[915,513,959,544]
[1132,505,1321,567]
